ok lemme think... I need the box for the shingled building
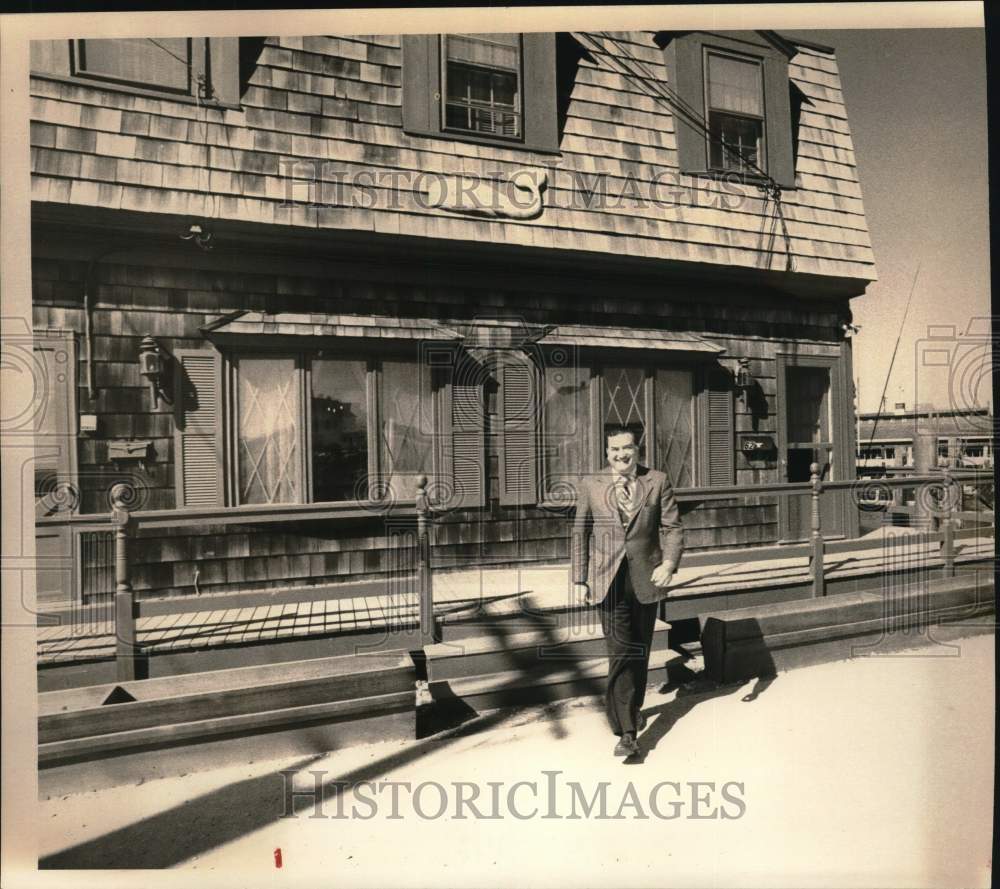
[30,30,876,607]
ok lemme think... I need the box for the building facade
[857,405,994,472]
[30,30,876,606]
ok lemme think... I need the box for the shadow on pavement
[625,654,777,765]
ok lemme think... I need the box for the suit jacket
[572,465,685,604]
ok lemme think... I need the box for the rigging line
[580,31,796,269]
[577,33,769,221]
[145,37,192,68]
[758,189,779,270]
[594,32,718,149]
[867,262,921,453]
[591,31,776,188]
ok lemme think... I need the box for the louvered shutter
[174,349,223,507]
[498,357,538,505]
[658,34,708,174]
[449,372,485,509]
[401,35,439,138]
[700,367,735,486]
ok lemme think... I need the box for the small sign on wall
[740,435,777,468]
[740,434,777,455]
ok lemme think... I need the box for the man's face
[606,432,638,475]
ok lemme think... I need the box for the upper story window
[704,51,765,174]
[30,36,242,107]
[654,30,797,188]
[73,38,194,94]
[402,32,559,153]
[443,33,522,140]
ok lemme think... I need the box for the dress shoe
[613,733,639,757]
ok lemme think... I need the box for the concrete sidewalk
[37,627,994,887]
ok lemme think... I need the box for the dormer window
[443,34,522,140]
[402,33,559,153]
[73,38,194,94]
[655,30,797,188]
[29,36,242,107]
[705,50,765,174]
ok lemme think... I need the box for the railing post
[810,462,825,596]
[941,467,955,578]
[110,483,137,681]
[415,475,438,645]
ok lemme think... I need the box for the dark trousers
[600,558,659,736]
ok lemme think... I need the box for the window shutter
[659,35,708,174]
[401,35,440,138]
[763,55,796,188]
[208,37,241,107]
[522,33,559,152]
[448,374,486,509]
[700,367,735,486]
[498,357,538,505]
[174,349,223,507]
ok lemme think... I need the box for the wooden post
[810,462,825,597]
[110,483,137,681]
[415,475,438,645]
[941,467,955,578]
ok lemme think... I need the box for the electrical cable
[577,31,795,271]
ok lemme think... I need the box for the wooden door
[780,363,844,540]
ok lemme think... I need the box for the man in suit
[572,426,685,757]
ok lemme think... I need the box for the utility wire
[145,37,192,68]
[577,31,796,271]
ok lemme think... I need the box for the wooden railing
[50,469,994,681]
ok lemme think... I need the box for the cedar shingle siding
[30,31,874,601]
[30,32,875,284]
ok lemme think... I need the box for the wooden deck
[37,528,994,666]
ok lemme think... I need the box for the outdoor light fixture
[734,357,755,403]
[138,335,170,408]
[180,222,213,250]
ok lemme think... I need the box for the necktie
[617,479,631,513]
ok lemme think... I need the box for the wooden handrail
[49,468,994,680]
[36,470,991,530]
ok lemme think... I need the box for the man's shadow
[625,653,776,764]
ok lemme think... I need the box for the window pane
[77,38,191,91]
[654,370,694,487]
[706,53,762,116]
[445,64,520,137]
[237,357,300,504]
[709,111,762,172]
[443,33,521,139]
[381,360,434,501]
[786,367,831,443]
[543,364,590,500]
[446,33,520,70]
[312,359,369,502]
[602,367,647,461]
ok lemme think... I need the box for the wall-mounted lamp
[734,357,755,404]
[180,222,213,251]
[138,335,171,408]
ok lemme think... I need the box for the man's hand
[651,562,675,588]
[572,582,592,607]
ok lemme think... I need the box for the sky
[784,27,991,415]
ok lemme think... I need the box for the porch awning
[200,311,463,341]
[537,324,725,355]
